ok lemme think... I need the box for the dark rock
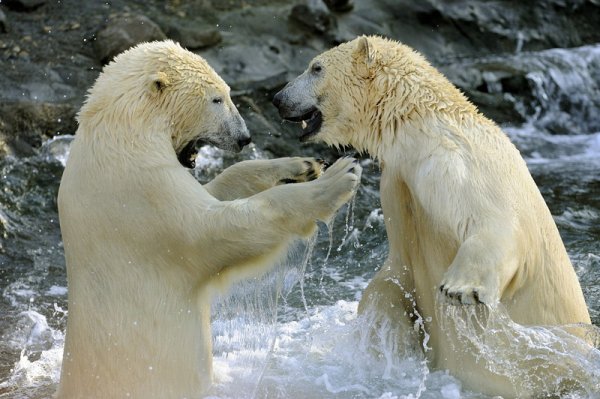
[165,23,221,50]
[290,0,333,34]
[1,0,600,160]
[441,44,600,132]
[465,91,526,125]
[95,14,167,64]
[0,101,77,157]
[2,0,46,12]
[0,9,7,33]
[206,44,289,92]
[442,63,531,124]
[234,90,336,160]
[323,0,353,12]
[420,0,600,55]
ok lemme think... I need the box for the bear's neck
[362,76,479,165]
[349,59,478,161]
[75,117,179,169]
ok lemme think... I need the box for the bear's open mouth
[177,139,199,169]
[283,107,322,142]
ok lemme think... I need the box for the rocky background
[0,0,600,159]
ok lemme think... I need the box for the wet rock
[95,14,167,64]
[207,43,289,92]
[2,0,46,12]
[420,0,600,54]
[0,101,77,157]
[442,45,600,133]
[290,0,333,34]
[1,0,600,160]
[441,63,528,124]
[323,0,353,12]
[465,91,526,125]
[0,9,7,33]
[165,22,221,50]
[234,90,335,160]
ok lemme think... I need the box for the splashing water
[1,45,600,398]
[437,301,600,397]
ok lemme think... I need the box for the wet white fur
[57,40,361,398]
[278,36,592,397]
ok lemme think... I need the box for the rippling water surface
[0,45,599,398]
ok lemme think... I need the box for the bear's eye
[212,97,223,104]
[154,80,165,92]
[311,64,322,74]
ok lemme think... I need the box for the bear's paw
[277,157,326,185]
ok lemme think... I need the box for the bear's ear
[148,71,170,95]
[353,36,376,78]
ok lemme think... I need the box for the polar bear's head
[79,40,250,168]
[272,36,379,149]
[273,36,431,154]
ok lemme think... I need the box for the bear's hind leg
[358,260,422,355]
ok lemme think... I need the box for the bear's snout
[272,88,296,119]
[237,136,252,148]
[272,90,283,108]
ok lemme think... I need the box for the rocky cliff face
[0,0,599,158]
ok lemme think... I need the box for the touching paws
[321,157,362,186]
[300,157,361,222]
[276,157,326,185]
[319,157,362,205]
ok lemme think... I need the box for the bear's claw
[439,283,486,305]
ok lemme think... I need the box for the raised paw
[322,157,362,202]
[277,157,325,185]
[320,157,359,179]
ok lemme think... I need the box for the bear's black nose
[272,91,282,108]
[238,136,252,148]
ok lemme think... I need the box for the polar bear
[56,40,361,399]
[273,36,593,397]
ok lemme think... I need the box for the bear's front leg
[205,157,325,200]
[192,157,361,278]
[439,229,519,305]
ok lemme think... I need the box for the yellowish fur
[57,40,361,398]
[276,36,592,397]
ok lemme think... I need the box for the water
[1,44,600,398]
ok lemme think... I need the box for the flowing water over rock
[0,43,599,398]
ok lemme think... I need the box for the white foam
[3,281,36,308]
[505,125,600,164]
[440,383,461,399]
[40,135,74,167]
[0,311,64,396]
[45,286,68,296]
[437,302,600,396]
[4,280,599,398]
[554,207,600,231]
[194,145,225,172]
[210,300,455,399]
[5,346,63,387]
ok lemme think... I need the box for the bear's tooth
[301,120,307,129]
